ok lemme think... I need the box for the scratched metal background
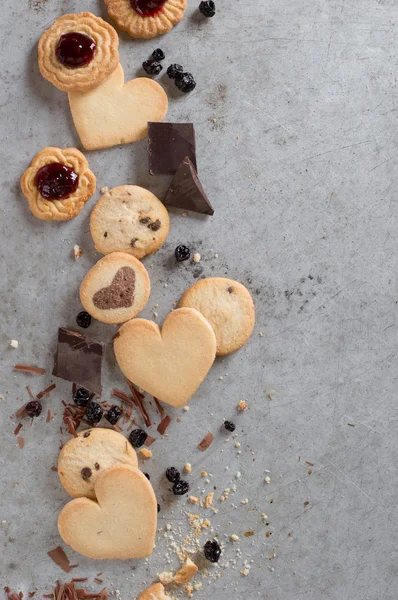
[0,0,397,598]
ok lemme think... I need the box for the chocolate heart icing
[93,267,136,310]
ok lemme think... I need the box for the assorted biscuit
[17,4,258,596]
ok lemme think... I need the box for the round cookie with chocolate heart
[90,185,170,260]
[58,428,138,500]
[179,277,255,355]
[80,252,150,324]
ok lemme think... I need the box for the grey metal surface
[1,0,397,598]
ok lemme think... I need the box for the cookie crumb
[214,253,218,258]
[184,585,193,598]
[235,442,241,448]
[183,406,190,412]
[174,558,198,584]
[230,534,240,542]
[204,492,214,508]
[192,253,201,263]
[139,448,152,459]
[201,471,208,477]
[240,567,250,576]
[73,245,83,259]
[158,571,174,585]
[241,498,249,505]
[259,332,264,337]
[265,476,271,484]
[10,340,19,349]
[188,496,199,504]
[237,400,248,412]
[100,186,109,194]
[184,463,192,474]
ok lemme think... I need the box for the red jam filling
[35,163,79,200]
[55,32,96,68]
[130,0,166,17]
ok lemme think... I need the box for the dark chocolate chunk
[148,122,197,175]
[81,467,92,481]
[52,328,104,396]
[164,157,214,216]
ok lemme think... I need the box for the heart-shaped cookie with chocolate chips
[80,252,150,324]
[68,64,168,150]
[114,308,217,407]
[58,465,157,559]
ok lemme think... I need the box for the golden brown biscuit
[179,278,255,355]
[20,147,96,221]
[114,308,216,408]
[58,465,157,559]
[137,583,169,600]
[80,252,151,324]
[38,12,119,93]
[58,428,138,500]
[90,185,170,260]
[68,64,168,150]
[104,0,187,39]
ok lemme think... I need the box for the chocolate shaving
[144,434,157,447]
[51,466,58,472]
[26,386,35,400]
[14,364,45,375]
[96,573,103,577]
[13,423,23,436]
[112,423,123,433]
[112,389,133,404]
[198,432,214,451]
[154,397,165,418]
[46,410,52,423]
[47,546,72,573]
[157,415,171,435]
[94,579,102,584]
[71,579,88,583]
[126,380,151,427]
[28,593,36,598]
[17,437,24,449]
[37,383,56,399]
[15,403,28,418]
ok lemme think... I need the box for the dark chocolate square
[164,157,214,215]
[52,327,104,396]
[148,122,197,175]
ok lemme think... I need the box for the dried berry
[204,540,221,563]
[173,479,190,495]
[175,245,191,262]
[25,400,42,418]
[76,311,91,329]
[73,387,90,408]
[224,420,236,432]
[105,405,122,425]
[199,0,216,17]
[142,60,163,76]
[166,467,180,483]
[167,63,184,79]
[129,428,148,448]
[175,72,196,93]
[85,402,103,425]
[81,467,92,481]
[152,48,165,61]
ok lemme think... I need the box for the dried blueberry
[175,245,191,262]
[85,402,103,425]
[129,428,148,448]
[76,311,91,329]
[224,420,236,432]
[152,48,165,61]
[173,479,190,495]
[166,467,180,483]
[167,63,184,79]
[204,540,221,563]
[105,405,122,425]
[142,60,163,76]
[175,72,196,93]
[81,467,92,481]
[25,400,42,418]
[199,0,216,17]
[73,387,91,408]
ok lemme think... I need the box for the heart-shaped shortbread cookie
[114,308,217,407]
[58,465,157,559]
[68,64,168,150]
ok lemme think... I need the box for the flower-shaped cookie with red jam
[38,12,119,92]
[21,147,96,221]
[104,0,187,39]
